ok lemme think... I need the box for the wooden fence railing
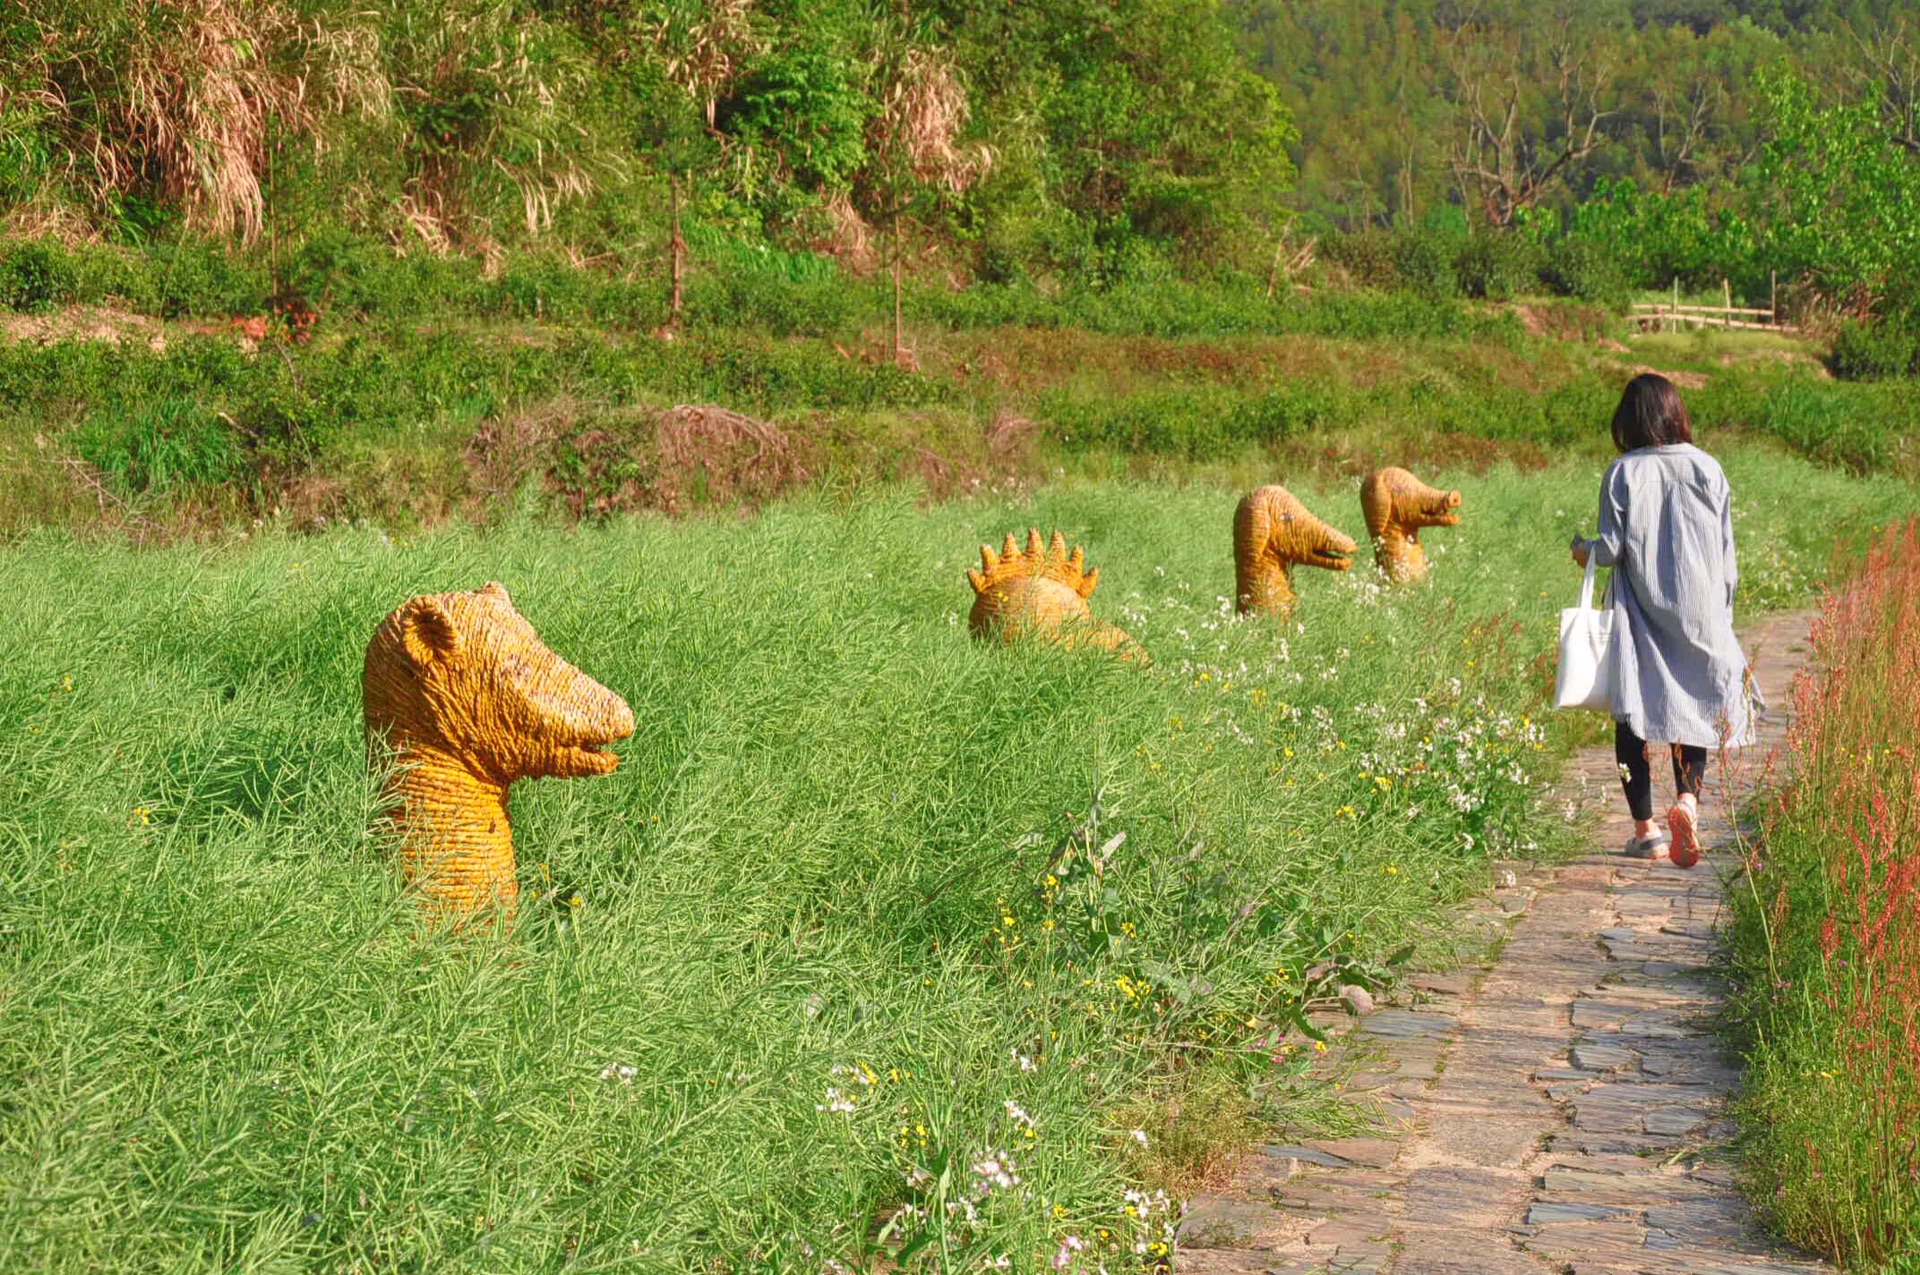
[1631,276,1796,333]
[1630,303,1793,333]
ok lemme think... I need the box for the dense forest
[3,1,1919,352]
[1244,0,1920,232]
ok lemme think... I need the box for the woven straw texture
[362,582,634,919]
[966,528,1138,657]
[1232,485,1357,616]
[1360,466,1463,582]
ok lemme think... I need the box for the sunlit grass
[0,453,1909,1271]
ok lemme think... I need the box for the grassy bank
[1,298,1913,540]
[1725,520,1920,1270]
[0,451,1909,1272]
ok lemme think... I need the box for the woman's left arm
[1589,462,1628,567]
[1721,485,1739,607]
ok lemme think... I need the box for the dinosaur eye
[1280,513,1293,522]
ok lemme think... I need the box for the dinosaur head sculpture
[967,528,1140,657]
[363,581,634,918]
[1233,485,1356,616]
[1360,467,1461,582]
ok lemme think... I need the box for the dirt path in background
[1178,611,1828,1274]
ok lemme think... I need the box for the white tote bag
[1554,556,1615,713]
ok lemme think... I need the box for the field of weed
[3,241,1918,1269]
[0,449,1909,1271]
[1725,519,1920,1270]
[1,299,1915,540]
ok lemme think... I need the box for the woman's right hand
[1570,536,1591,568]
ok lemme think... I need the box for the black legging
[1615,721,1706,822]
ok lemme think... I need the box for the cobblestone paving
[1178,613,1824,1275]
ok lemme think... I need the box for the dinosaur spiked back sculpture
[363,582,634,919]
[1360,467,1461,582]
[1233,485,1356,616]
[967,528,1138,655]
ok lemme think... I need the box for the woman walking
[1572,374,1756,868]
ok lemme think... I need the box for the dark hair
[1610,373,1694,452]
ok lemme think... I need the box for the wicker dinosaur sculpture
[363,581,634,919]
[967,528,1139,656]
[1233,485,1357,616]
[1360,467,1461,582]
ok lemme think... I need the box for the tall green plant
[1563,177,1754,292]
[1756,70,1920,310]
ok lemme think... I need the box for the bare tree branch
[1441,16,1615,226]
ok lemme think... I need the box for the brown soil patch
[1632,365,1709,389]
[1593,362,1712,390]
[1,305,167,350]
[1716,348,1831,379]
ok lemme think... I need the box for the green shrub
[1321,229,1401,290]
[65,244,164,310]
[71,397,247,493]
[1390,231,1459,300]
[143,241,272,317]
[1039,383,1352,459]
[1452,234,1545,301]
[686,254,852,337]
[1829,317,1918,381]
[0,240,76,312]
[1542,237,1630,308]
[1752,380,1910,474]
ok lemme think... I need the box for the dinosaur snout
[1308,524,1358,571]
[1422,489,1463,527]
[544,675,635,778]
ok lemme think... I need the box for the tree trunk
[892,220,905,365]
[669,177,685,329]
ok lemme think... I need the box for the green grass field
[1,448,1912,1271]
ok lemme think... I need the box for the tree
[860,38,989,364]
[1440,14,1622,227]
[1756,70,1920,311]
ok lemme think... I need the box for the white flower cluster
[815,1062,877,1116]
[970,1150,1019,1197]
[1123,1188,1176,1257]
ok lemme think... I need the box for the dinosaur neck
[386,740,518,914]
[1376,520,1429,581]
[1236,552,1297,615]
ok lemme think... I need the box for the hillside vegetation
[2,460,1912,1272]
[4,5,1920,1270]
[2,1,1918,321]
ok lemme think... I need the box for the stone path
[1178,612,1823,1274]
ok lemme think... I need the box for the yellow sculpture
[362,582,634,919]
[967,528,1138,656]
[1233,485,1357,616]
[1360,467,1461,582]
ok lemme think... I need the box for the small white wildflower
[970,1151,1019,1196]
